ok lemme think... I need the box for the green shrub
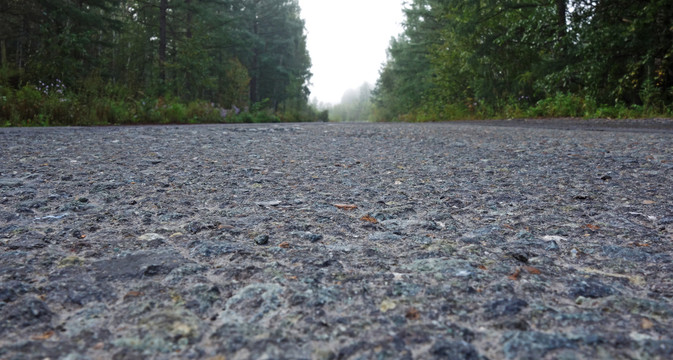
[230,110,279,123]
[43,97,76,125]
[317,109,329,122]
[86,98,132,125]
[593,106,620,119]
[527,93,587,117]
[186,101,221,123]
[502,102,526,119]
[15,85,42,123]
[0,86,13,125]
[163,102,188,124]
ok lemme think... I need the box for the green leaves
[0,0,313,121]
[374,0,673,120]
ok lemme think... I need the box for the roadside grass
[1,83,322,126]
[374,93,673,122]
[3,84,671,126]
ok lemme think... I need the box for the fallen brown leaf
[31,330,54,340]
[279,241,290,248]
[508,268,521,280]
[641,318,654,330]
[585,224,600,231]
[124,291,143,299]
[405,307,421,320]
[523,266,542,275]
[360,215,379,224]
[334,204,358,210]
[477,265,487,270]
[642,200,655,205]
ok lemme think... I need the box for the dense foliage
[0,0,319,125]
[373,0,673,121]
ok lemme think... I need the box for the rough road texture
[1,119,672,359]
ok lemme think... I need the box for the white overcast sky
[297,0,405,105]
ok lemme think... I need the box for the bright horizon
[298,0,405,106]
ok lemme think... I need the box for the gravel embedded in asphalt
[1,119,672,359]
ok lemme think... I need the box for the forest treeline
[0,0,326,126]
[329,82,374,122]
[372,0,673,121]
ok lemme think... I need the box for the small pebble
[254,235,269,245]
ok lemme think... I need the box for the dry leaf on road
[334,204,358,210]
[360,215,378,224]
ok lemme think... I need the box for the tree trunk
[250,17,259,103]
[186,0,192,39]
[17,14,28,71]
[556,0,567,40]
[184,0,193,97]
[1,40,7,70]
[159,0,168,86]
